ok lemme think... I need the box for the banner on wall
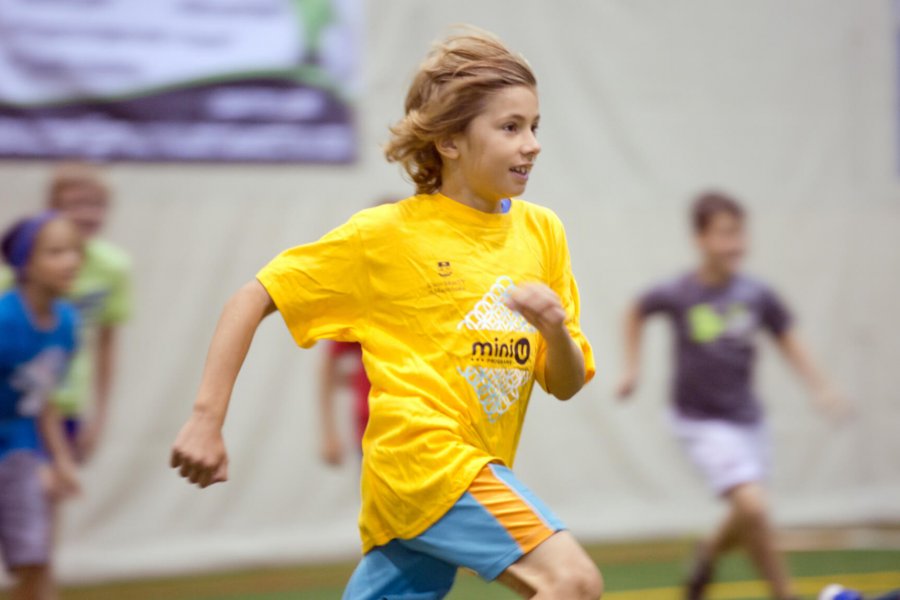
[0,0,360,163]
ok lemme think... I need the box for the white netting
[457,276,537,333]
[457,365,531,422]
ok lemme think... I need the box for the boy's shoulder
[514,198,562,225]
[506,199,567,244]
[640,272,706,310]
[730,272,780,302]
[652,271,695,294]
[344,195,564,238]
[339,196,411,230]
[345,194,455,234]
[733,272,771,289]
[656,272,769,296]
[350,197,405,224]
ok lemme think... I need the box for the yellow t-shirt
[257,193,595,553]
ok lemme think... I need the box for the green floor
[12,543,900,600]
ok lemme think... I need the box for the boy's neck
[438,181,503,214]
[696,263,733,287]
[20,282,57,327]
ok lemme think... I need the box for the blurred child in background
[1,212,82,600]
[43,163,131,461]
[616,191,846,600]
[319,341,370,466]
[2,162,132,462]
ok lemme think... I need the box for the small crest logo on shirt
[437,261,452,277]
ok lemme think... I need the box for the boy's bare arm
[541,325,585,400]
[95,326,115,417]
[615,303,645,400]
[39,403,80,497]
[78,325,116,461]
[170,279,276,488]
[774,329,848,418]
[504,283,585,400]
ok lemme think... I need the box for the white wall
[0,0,897,583]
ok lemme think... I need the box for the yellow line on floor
[604,570,900,600]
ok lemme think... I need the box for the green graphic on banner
[0,0,361,163]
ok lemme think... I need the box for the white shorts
[671,414,770,496]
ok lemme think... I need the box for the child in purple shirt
[616,191,846,600]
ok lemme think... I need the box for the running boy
[615,191,845,600]
[1,163,132,462]
[1,212,82,600]
[171,29,602,599]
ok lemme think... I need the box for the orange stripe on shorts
[466,463,555,555]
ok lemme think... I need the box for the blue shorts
[342,463,565,600]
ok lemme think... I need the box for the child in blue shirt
[0,212,82,600]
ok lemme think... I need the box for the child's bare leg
[686,508,736,588]
[705,505,742,559]
[498,531,603,599]
[11,565,56,600]
[727,483,792,600]
[687,504,744,600]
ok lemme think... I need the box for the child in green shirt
[1,162,131,461]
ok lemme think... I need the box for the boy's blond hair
[385,28,536,195]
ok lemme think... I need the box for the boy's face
[26,219,83,296]
[695,212,747,275]
[452,85,541,204]
[54,182,108,238]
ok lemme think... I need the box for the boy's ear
[435,136,459,160]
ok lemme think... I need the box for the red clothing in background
[328,341,371,445]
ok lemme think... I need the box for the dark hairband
[1,211,60,278]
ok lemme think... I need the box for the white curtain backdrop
[0,0,897,584]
